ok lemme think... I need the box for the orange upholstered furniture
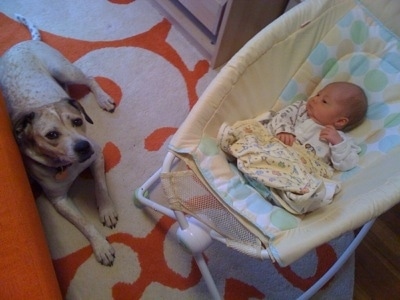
[0,97,62,299]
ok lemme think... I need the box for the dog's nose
[74,140,94,162]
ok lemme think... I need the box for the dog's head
[13,98,96,168]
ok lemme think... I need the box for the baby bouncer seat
[135,0,400,298]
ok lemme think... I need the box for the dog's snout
[74,140,94,162]
[75,140,91,153]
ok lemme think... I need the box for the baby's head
[307,82,368,130]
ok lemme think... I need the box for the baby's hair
[345,83,368,130]
[328,82,368,131]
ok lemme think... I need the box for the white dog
[0,15,118,266]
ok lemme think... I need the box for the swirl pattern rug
[0,0,354,299]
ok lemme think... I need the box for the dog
[0,15,118,266]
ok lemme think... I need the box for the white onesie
[266,100,360,171]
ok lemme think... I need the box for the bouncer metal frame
[135,151,374,300]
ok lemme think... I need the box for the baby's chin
[306,108,313,119]
[308,113,324,126]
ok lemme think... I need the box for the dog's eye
[72,118,83,127]
[45,131,60,140]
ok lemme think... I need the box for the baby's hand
[277,132,296,146]
[319,125,343,145]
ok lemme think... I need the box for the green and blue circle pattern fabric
[192,5,400,236]
[278,5,400,181]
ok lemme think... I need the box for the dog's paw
[97,93,116,113]
[92,236,116,266]
[99,205,118,228]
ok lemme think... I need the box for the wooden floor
[353,203,400,299]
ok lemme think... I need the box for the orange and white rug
[0,0,354,298]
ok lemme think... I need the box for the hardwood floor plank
[354,203,400,300]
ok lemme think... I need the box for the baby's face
[306,85,347,128]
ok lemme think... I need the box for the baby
[218,81,368,214]
[266,81,368,171]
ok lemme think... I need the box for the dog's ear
[14,112,35,140]
[65,98,94,124]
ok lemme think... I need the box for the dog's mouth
[56,163,72,174]
[54,162,73,181]
[53,149,93,173]
[53,140,93,167]
[53,142,94,180]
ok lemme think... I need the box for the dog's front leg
[48,60,116,112]
[85,76,117,113]
[51,196,116,266]
[90,145,118,228]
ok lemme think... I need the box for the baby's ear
[335,117,349,129]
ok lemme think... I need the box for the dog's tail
[14,14,41,41]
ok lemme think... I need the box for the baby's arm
[330,135,360,171]
[269,101,306,145]
[277,132,296,146]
